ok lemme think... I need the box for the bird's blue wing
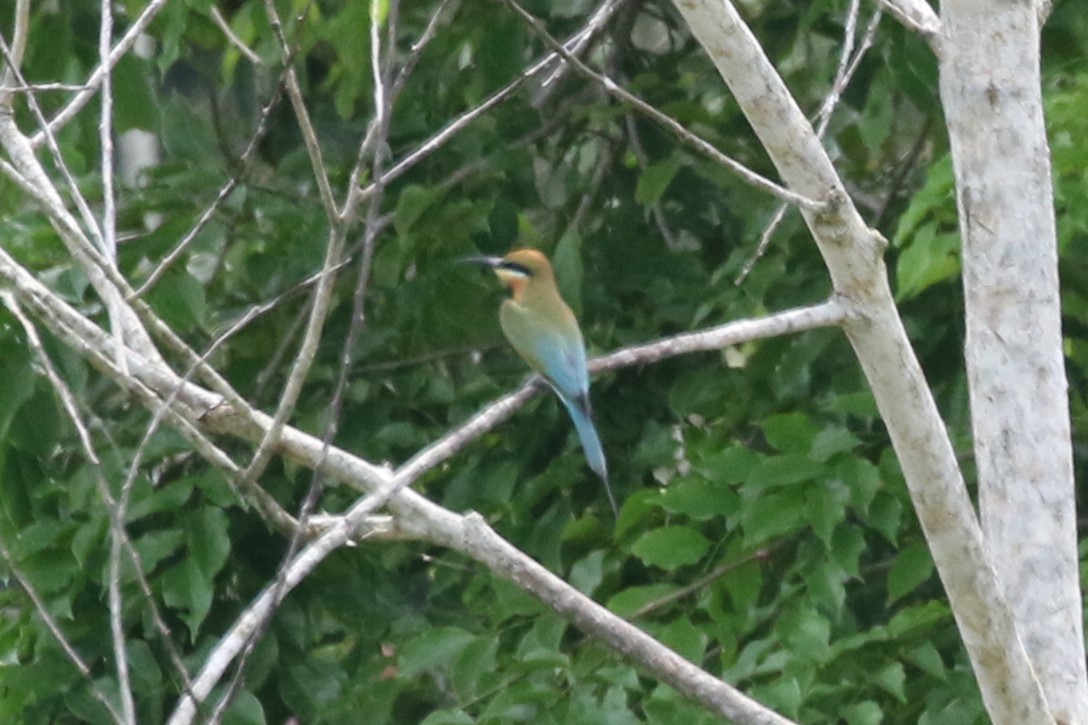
[500,303,589,400]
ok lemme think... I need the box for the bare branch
[132,81,286,299]
[530,0,627,106]
[878,0,940,45]
[389,0,460,103]
[0,0,29,106]
[737,4,882,284]
[351,0,625,207]
[32,0,171,145]
[500,0,823,211]
[210,6,262,66]
[263,0,338,223]
[231,0,353,490]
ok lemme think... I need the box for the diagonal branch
[0,533,125,723]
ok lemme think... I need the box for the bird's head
[462,248,555,300]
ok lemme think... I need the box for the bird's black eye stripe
[499,261,532,276]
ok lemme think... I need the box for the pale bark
[939,2,1088,723]
[669,1,1052,721]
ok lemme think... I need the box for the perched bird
[465,249,617,515]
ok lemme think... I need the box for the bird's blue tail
[560,396,618,515]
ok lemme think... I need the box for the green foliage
[0,0,1084,723]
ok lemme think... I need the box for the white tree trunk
[670,1,1054,721]
[939,1,1088,722]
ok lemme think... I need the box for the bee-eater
[466,249,617,515]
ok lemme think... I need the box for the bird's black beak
[458,255,504,268]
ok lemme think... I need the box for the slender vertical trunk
[939,2,1088,722]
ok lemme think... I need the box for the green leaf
[113,54,157,132]
[842,701,884,725]
[222,689,266,725]
[894,156,955,243]
[71,519,104,568]
[698,446,762,484]
[751,676,802,717]
[761,413,818,454]
[775,605,831,664]
[630,526,711,570]
[888,542,934,603]
[870,662,907,702]
[147,270,206,332]
[635,153,684,206]
[810,427,862,461]
[451,635,499,699]
[657,619,707,664]
[420,711,474,725]
[803,480,849,546]
[746,454,824,490]
[0,344,35,443]
[160,92,215,160]
[161,557,213,638]
[13,519,76,557]
[895,223,961,300]
[22,550,78,595]
[552,230,584,313]
[906,642,947,680]
[125,478,194,523]
[888,602,950,637]
[394,185,437,235]
[399,627,478,678]
[803,558,846,612]
[741,489,805,545]
[657,478,739,520]
[607,584,680,618]
[569,550,605,596]
[722,559,763,616]
[830,525,866,578]
[186,508,231,582]
[133,528,185,574]
[838,457,882,512]
[9,388,61,456]
[867,492,902,545]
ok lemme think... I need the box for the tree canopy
[0,0,1086,723]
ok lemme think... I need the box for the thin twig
[0,535,125,723]
[210,6,262,65]
[96,1,135,715]
[625,114,681,250]
[0,32,107,253]
[628,543,783,620]
[240,0,351,487]
[0,0,29,106]
[499,0,823,211]
[531,0,626,107]
[213,1,401,715]
[350,0,622,207]
[131,81,287,299]
[735,4,882,284]
[389,0,459,101]
[32,0,171,145]
[873,116,932,227]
